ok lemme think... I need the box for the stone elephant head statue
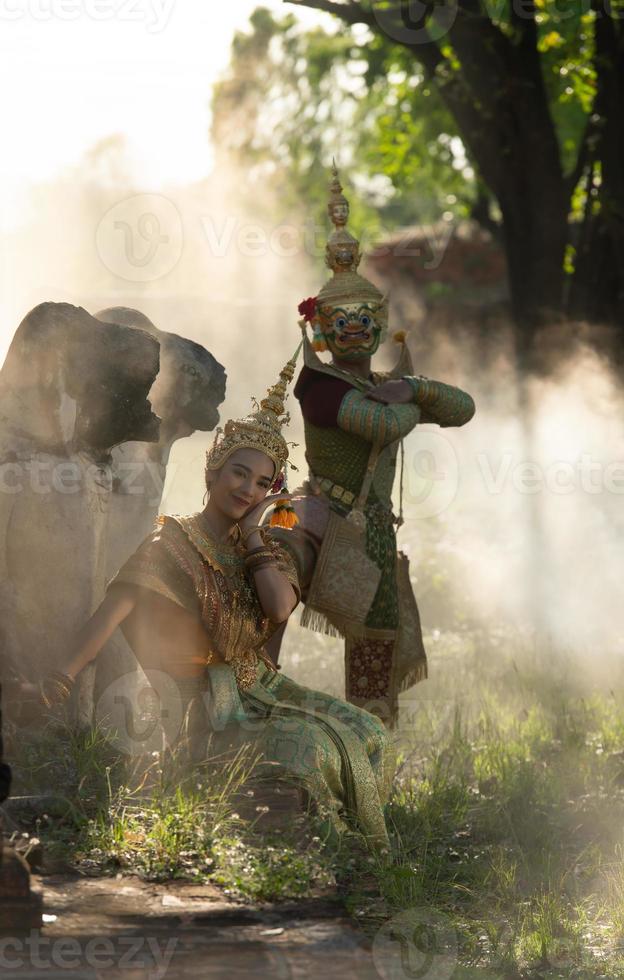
[87,308,227,731]
[0,302,162,688]
[94,307,226,443]
[0,302,161,459]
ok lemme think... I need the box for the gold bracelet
[245,551,277,565]
[248,562,278,575]
[245,555,278,573]
[244,546,275,560]
[240,525,266,546]
[39,670,74,708]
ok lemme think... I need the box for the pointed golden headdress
[205,344,302,481]
[317,163,386,312]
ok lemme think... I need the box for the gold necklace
[174,513,245,575]
[327,361,376,390]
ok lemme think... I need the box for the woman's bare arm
[63,585,138,680]
[250,561,298,624]
[241,527,298,623]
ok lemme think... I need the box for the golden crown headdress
[205,345,302,527]
[319,163,385,309]
[298,163,389,351]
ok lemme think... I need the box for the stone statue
[90,308,226,727]
[0,302,161,686]
[93,307,226,574]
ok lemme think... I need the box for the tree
[213,2,624,347]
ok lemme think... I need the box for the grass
[6,631,624,976]
[5,717,334,902]
[345,632,624,978]
[211,832,335,902]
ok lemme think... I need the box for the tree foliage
[212,1,624,332]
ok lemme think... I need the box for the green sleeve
[403,377,475,427]
[337,389,421,445]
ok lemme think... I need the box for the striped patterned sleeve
[404,377,476,427]
[336,389,421,445]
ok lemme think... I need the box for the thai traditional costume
[273,166,475,726]
[108,351,395,848]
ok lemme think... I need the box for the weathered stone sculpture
[90,308,226,736]
[94,307,226,573]
[0,302,161,684]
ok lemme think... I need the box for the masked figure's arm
[403,377,475,427]
[295,366,420,446]
[337,389,421,445]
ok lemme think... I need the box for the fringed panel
[398,660,428,694]
[300,604,344,639]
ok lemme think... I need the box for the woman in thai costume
[31,350,395,848]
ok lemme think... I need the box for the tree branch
[288,0,506,192]
[285,0,376,28]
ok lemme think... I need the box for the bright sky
[0,0,322,215]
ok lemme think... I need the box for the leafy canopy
[212,3,598,237]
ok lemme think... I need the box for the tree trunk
[568,16,624,325]
[438,8,569,341]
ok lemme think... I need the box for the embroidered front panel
[346,637,395,704]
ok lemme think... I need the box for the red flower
[271,471,285,493]
[298,296,318,323]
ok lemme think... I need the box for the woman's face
[208,448,275,521]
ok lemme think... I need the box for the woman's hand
[366,380,413,405]
[238,493,293,535]
[4,674,69,727]
[238,494,298,622]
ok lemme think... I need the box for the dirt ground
[1,872,383,979]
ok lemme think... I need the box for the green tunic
[283,337,475,723]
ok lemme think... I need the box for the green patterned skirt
[200,662,395,848]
